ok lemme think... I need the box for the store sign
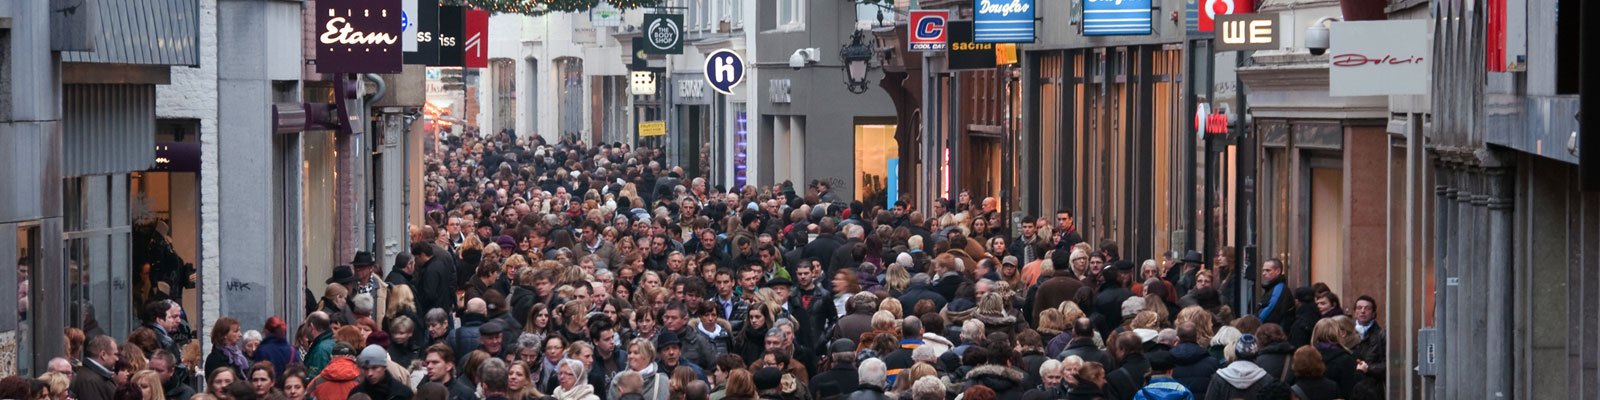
[642,14,684,54]
[1328,20,1429,96]
[434,5,463,66]
[703,49,745,95]
[1083,0,1152,36]
[590,2,623,27]
[316,0,403,74]
[630,71,656,95]
[908,11,949,51]
[404,0,438,65]
[974,0,1034,43]
[639,121,667,137]
[946,21,997,70]
[401,0,417,52]
[770,79,792,104]
[1213,13,1278,51]
[679,80,707,99]
[1199,0,1255,32]
[463,9,487,68]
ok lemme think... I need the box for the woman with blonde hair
[1174,306,1215,346]
[884,264,911,298]
[1313,318,1361,398]
[890,362,939,395]
[36,372,70,400]
[878,297,903,320]
[1067,249,1091,280]
[1036,309,1068,339]
[133,370,166,400]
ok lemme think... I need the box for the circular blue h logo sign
[704,49,745,95]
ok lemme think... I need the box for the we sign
[1214,13,1278,51]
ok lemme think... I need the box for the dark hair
[142,300,175,324]
[417,383,450,400]
[715,353,747,374]
[1356,295,1379,316]
[1072,318,1096,337]
[227,380,259,400]
[426,343,456,365]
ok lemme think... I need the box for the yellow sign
[639,121,666,137]
[995,43,1019,65]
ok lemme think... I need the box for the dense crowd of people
[10,132,1387,400]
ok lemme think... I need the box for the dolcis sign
[1328,20,1429,96]
[317,0,403,74]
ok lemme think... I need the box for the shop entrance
[854,121,899,209]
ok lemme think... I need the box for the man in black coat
[351,345,415,400]
[895,273,948,312]
[1103,332,1150,400]
[804,219,847,273]
[829,224,866,274]
[1092,263,1137,336]
[810,339,861,400]
[1255,258,1293,326]
[412,242,458,317]
[1055,318,1116,368]
[880,318,924,375]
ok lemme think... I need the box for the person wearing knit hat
[753,367,783,393]
[351,345,413,400]
[1205,334,1272,400]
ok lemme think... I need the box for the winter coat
[1133,377,1194,400]
[70,361,117,400]
[554,384,602,400]
[1058,338,1117,371]
[424,375,480,400]
[607,370,669,400]
[1255,277,1292,326]
[447,313,489,359]
[803,234,847,272]
[254,334,299,375]
[673,326,719,369]
[309,357,362,400]
[1106,353,1150,400]
[349,373,416,400]
[1020,349,1051,390]
[1287,303,1319,347]
[1252,343,1296,382]
[1351,322,1387,399]
[810,363,860,400]
[306,331,337,377]
[1289,377,1340,400]
[834,309,874,343]
[1202,361,1272,400]
[571,239,625,271]
[1169,342,1218,398]
[1317,345,1361,399]
[845,385,892,400]
[1092,285,1137,336]
[1065,383,1107,400]
[965,365,1028,400]
[831,238,865,273]
[417,250,458,316]
[896,282,948,312]
[163,377,196,400]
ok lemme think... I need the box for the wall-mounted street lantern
[841,29,876,94]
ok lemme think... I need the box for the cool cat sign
[317,0,403,74]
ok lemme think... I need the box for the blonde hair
[1058,301,1087,322]
[461,234,484,252]
[1128,311,1162,331]
[871,311,898,333]
[134,370,167,400]
[1037,309,1068,335]
[1313,318,1348,348]
[885,264,911,295]
[879,298,904,320]
[388,284,417,314]
[1175,306,1215,345]
[1142,294,1169,323]
[38,372,70,399]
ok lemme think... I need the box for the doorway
[1306,160,1345,296]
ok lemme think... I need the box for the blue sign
[974,0,1035,43]
[1083,0,1153,36]
[887,158,899,206]
[703,49,745,95]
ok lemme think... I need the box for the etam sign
[317,0,404,74]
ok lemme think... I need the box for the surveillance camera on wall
[789,48,820,70]
[1306,17,1339,56]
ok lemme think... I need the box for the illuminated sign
[317,0,403,73]
[1083,0,1152,36]
[974,0,1034,43]
[1214,13,1278,51]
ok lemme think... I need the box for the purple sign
[317,0,404,74]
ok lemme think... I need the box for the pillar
[1485,166,1513,399]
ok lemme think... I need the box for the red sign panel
[908,11,949,52]
[316,0,404,73]
[1198,0,1255,32]
[463,9,488,68]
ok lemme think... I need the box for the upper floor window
[776,0,805,30]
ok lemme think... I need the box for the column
[1485,166,1513,399]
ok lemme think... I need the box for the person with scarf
[204,317,251,377]
[553,359,601,400]
[610,338,671,400]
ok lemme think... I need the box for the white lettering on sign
[1221,19,1273,45]
[978,0,1031,17]
[321,18,399,45]
[679,80,705,98]
[466,31,483,58]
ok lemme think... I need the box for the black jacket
[1104,352,1149,400]
[1059,338,1116,370]
[896,282,948,312]
[845,385,891,400]
[1254,342,1297,382]
[965,365,1028,400]
[1092,285,1136,336]
[350,374,415,400]
[1317,345,1361,399]
[71,361,117,400]
[804,234,847,273]
[931,272,966,301]
[163,377,196,400]
[385,269,413,288]
[427,376,480,400]
[830,238,864,273]
[417,250,458,315]
[1170,342,1218,399]
[810,363,860,400]
[1255,276,1293,326]
[1064,383,1106,400]
[1019,349,1050,390]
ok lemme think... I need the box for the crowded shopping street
[1,0,1597,400]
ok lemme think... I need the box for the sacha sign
[318,0,404,74]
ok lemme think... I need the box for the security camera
[1306,17,1339,56]
[789,48,820,70]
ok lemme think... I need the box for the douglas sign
[318,0,404,74]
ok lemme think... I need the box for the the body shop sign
[317,0,403,74]
[1328,20,1429,96]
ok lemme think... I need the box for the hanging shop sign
[591,2,624,27]
[1083,0,1153,36]
[1199,0,1256,32]
[974,0,1034,43]
[1328,20,1429,97]
[404,0,438,64]
[630,71,656,95]
[642,14,684,54]
[909,11,949,51]
[316,0,404,74]
[639,121,667,137]
[704,49,746,95]
[463,9,488,68]
[946,21,997,70]
[402,0,417,52]
[1213,13,1278,51]
[434,5,464,66]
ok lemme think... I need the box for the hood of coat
[1170,342,1210,364]
[1215,361,1267,389]
[555,383,597,400]
[322,357,362,382]
[965,365,1024,392]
